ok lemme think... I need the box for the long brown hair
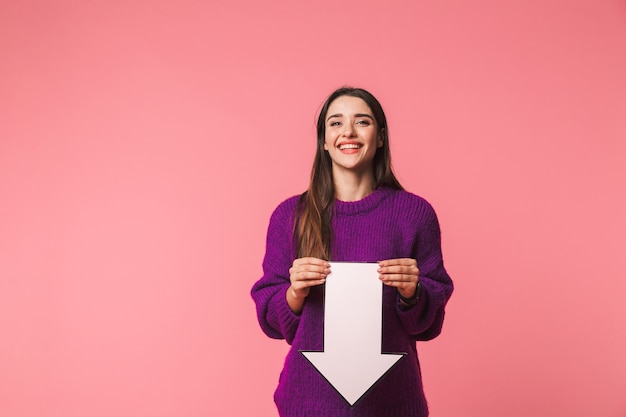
[294,87,404,259]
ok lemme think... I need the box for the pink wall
[1,1,625,416]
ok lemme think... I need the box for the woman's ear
[377,128,385,148]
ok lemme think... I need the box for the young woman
[251,87,454,417]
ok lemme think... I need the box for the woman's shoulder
[274,194,302,212]
[384,187,435,209]
[268,193,302,224]
[382,187,438,222]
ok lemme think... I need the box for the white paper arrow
[301,262,405,406]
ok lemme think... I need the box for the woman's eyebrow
[326,113,374,122]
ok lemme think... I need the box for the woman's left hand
[378,258,419,299]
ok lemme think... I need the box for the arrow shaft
[323,263,382,353]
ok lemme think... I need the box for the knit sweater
[251,187,453,417]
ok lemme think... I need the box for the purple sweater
[251,187,453,417]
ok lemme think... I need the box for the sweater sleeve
[396,203,454,341]
[250,200,301,344]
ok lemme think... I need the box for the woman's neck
[333,171,375,202]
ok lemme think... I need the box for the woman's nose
[341,124,356,137]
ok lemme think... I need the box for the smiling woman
[250,87,454,417]
[323,96,383,181]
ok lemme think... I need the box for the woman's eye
[356,120,370,126]
[330,121,341,127]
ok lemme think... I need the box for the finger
[378,260,417,271]
[289,265,331,279]
[379,258,416,265]
[381,280,416,291]
[378,265,419,275]
[299,263,331,273]
[290,269,329,283]
[292,271,328,282]
[379,273,418,283]
[293,257,330,267]
[291,277,326,290]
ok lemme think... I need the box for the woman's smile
[338,141,363,153]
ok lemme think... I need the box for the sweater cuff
[397,284,428,314]
[396,278,440,319]
[267,285,301,343]
[396,277,447,337]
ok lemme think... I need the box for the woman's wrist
[399,282,422,306]
[290,286,307,300]
[286,286,306,314]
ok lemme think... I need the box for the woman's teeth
[339,144,361,150]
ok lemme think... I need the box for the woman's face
[323,95,383,175]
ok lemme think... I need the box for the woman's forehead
[327,96,373,115]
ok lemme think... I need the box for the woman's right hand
[287,257,330,313]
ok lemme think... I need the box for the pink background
[1,1,625,416]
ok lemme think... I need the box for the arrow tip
[301,351,405,406]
